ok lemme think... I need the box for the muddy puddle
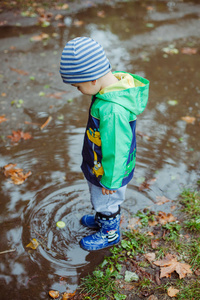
[0,1,200,299]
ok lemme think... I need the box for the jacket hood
[96,71,149,117]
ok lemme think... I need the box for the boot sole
[80,237,121,251]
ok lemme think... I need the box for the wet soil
[0,0,200,299]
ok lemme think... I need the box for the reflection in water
[0,1,200,299]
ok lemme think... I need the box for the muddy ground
[0,0,200,299]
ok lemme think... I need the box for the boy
[60,37,149,251]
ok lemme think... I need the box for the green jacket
[81,71,149,190]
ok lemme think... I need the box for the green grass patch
[78,189,200,299]
[181,189,200,231]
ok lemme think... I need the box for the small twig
[0,248,16,255]
[40,116,52,130]
[34,230,47,241]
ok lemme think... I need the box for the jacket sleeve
[99,107,133,190]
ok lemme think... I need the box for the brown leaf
[97,10,105,18]
[10,67,28,75]
[73,20,84,27]
[147,231,154,236]
[0,115,8,123]
[151,239,159,249]
[46,92,66,99]
[22,132,32,140]
[144,252,156,263]
[62,291,76,300]
[139,178,156,191]
[148,220,158,227]
[155,196,171,205]
[49,290,60,299]
[55,4,69,10]
[31,33,49,41]
[7,130,32,143]
[181,116,196,124]
[137,130,151,140]
[127,217,141,229]
[155,271,161,286]
[153,253,192,279]
[167,287,179,297]
[147,295,158,300]
[55,14,63,21]
[146,6,155,11]
[156,211,176,225]
[26,238,39,249]
[181,47,198,55]
[3,163,32,185]
[171,205,176,211]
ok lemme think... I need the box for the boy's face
[71,81,100,96]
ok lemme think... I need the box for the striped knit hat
[60,37,112,84]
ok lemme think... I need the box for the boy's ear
[91,80,97,85]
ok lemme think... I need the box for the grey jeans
[87,181,127,215]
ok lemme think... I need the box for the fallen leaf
[31,33,49,41]
[138,178,156,191]
[162,45,179,54]
[97,10,105,18]
[1,92,6,97]
[147,295,158,300]
[171,205,176,211]
[146,23,154,28]
[7,130,32,143]
[46,92,66,99]
[137,131,151,140]
[55,4,69,10]
[194,269,200,276]
[26,238,39,250]
[181,47,198,55]
[155,196,171,205]
[147,231,154,236]
[127,217,141,229]
[10,67,28,75]
[73,20,84,27]
[153,253,192,279]
[148,220,158,226]
[3,163,32,185]
[55,14,63,21]
[125,270,139,282]
[181,116,196,124]
[49,290,60,299]
[168,100,178,106]
[146,6,155,11]
[38,12,53,27]
[167,287,179,297]
[155,271,161,286]
[151,239,159,249]
[144,252,156,263]
[0,115,8,123]
[62,291,76,300]
[40,116,52,130]
[156,211,176,225]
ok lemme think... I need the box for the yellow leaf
[26,238,39,249]
[49,290,60,299]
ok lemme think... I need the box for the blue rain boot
[80,208,120,251]
[81,215,100,229]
